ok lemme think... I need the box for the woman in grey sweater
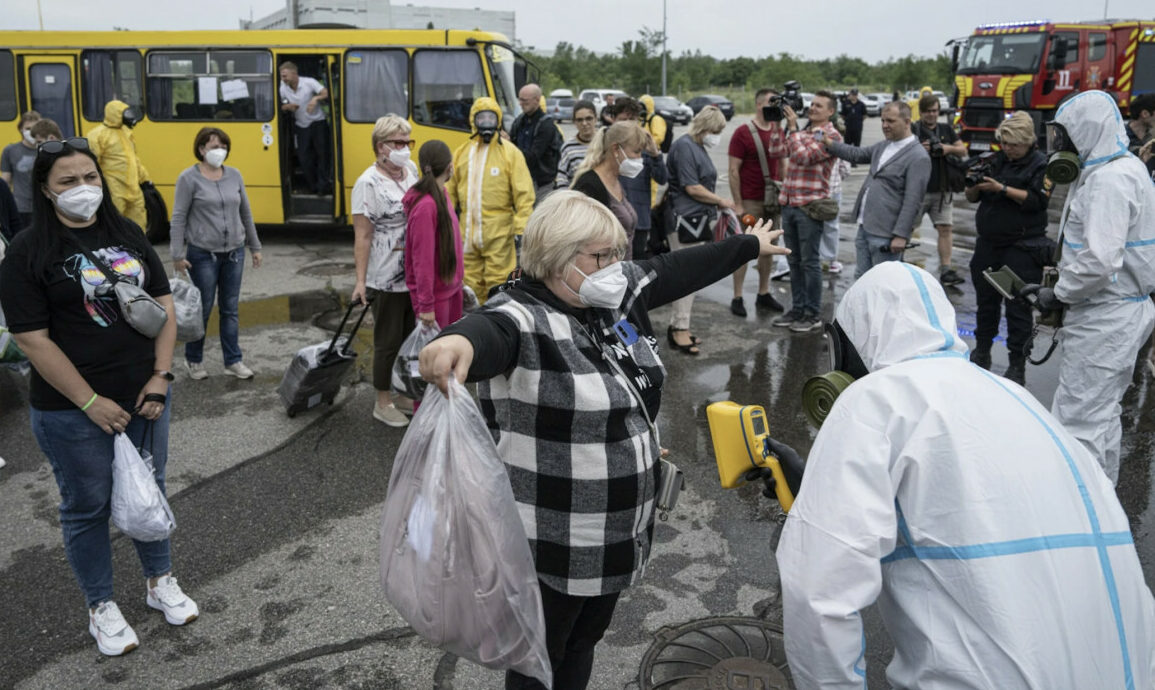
[171,127,262,380]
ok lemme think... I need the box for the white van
[549,88,574,98]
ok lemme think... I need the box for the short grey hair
[371,114,411,154]
[882,101,911,120]
[689,105,726,142]
[520,190,628,279]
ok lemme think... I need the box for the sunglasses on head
[37,137,90,155]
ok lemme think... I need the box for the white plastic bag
[111,432,176,542]
[379,378,552,687]
[170,276,205,342]
[390,322,440,401]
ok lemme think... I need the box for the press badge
[613,319,639,346]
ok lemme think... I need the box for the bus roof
[0,28,510,50]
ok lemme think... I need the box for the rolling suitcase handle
[325,297,374,358]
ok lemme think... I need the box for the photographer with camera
[963,111,1051,386]
[912,93,968,286]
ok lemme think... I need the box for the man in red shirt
[727,88,788,316]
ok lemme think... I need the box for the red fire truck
[950,19,1155,151]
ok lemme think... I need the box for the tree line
[522,29,953,100]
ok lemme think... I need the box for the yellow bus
[0,29,535,238]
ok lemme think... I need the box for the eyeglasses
[574,116,596,124]
[37,137,89,155]
[384,139,416,150]
[579,247,625,269]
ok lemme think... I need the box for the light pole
[661,0,668,95]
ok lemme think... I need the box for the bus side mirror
[950,44,960,74]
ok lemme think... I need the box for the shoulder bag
[747,122,781,218]
[71,234,168,338]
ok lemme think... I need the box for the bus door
[275,52,341,224]
[19,55,80,137]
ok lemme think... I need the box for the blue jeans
[185,245,244,366]
[854,227,901,279]
[30,403,172,608]
[781,206,824,318]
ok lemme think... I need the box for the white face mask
[23,129,35,145]
[388,146,411,167]
[50,184,103,222]
[703,133,721,149]
[618,150,645,179]
[565,261,628,309]
[204,148,228,168]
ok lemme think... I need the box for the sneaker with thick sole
[730,297,747,317]
[147,575,199,625]
[89,601,139,656]
[185,361,208,380]
[771,312,801,327]
[755,292,785,312]
[373,403,410,428]
[789,316,824,333]
[770,266,791,282]
[940,267,965,286]
[829,260,843,274]
[224,362,254,380]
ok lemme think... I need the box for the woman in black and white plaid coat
[420,190,787,690]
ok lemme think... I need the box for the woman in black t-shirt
[0,139,199,657]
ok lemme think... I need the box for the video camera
[764,80,806,122]
[965,152,998,187]
[924,130,945,158]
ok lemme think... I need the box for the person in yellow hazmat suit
[87,100,150,230]
[907,86,935,121]
[446,97,535,304]
[640,95,669,209]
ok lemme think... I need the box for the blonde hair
[688,105,725,142]
[521,190,628,279]
[371,114,411,154]
[996,111,1036,146]
[570,122,648,185]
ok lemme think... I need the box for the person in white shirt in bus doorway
[279,61,333,196]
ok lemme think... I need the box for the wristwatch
[153,370,175,382]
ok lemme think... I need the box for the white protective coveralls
[777,261,1155,690]
[87,100,150,230]
[1050,90,1155,484]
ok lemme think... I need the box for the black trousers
[844,126,863,147]
[969,239,1043,359]
[505,582,621,690]
[296,120,332,194]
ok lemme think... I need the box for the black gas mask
[801,320,869,428]
[1045,121,1081,184]
[474,110,498,143]
[121,106,142,128]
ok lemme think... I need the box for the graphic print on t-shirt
[62,247,144,327]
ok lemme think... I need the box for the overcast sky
[3,0,1153,63]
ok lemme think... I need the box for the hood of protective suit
[1055,90,1129,168]
[469,96,503,136]
[640,95,655,115]
[833,262,968,373]
[103,99,129,128]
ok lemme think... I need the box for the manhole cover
[639,616,792,689]
[299,259,355,277]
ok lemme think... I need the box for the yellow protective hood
[469,96,503,135]
[103,99,129,128]
[640,95,655,115]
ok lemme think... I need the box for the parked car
[651,96,692,125]
[933,90,953,115]
[549,88,574,99]
[800,92,814,118]
[578,89,629,117]
[685,94,734,121]
[861,93,882,117]
[546,97,575,122]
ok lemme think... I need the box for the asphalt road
[1,115,1152,689]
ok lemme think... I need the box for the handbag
[801,197,840,222]
[170,276,205,342]
[747,122,782,217]
[675,212,714,244]
[71,237,168,339]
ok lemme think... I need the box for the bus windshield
[957,33,1046,75]
[486,44,523,126]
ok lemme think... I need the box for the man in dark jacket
[840,89,867,147]
[511,83,561,206]
[963,111,1051,386]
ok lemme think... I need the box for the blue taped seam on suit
[899,262,956,351]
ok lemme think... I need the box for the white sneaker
[146,575,199,625]
[373,402,410,428]
[224,362,254,380]
[0,456,5,469]
[829,260,843,274]
[186,361,208,380]
[89,601,139,656]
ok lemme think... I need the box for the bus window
[1088,33,1107,62]
[147,50,273,121]
[1134,44,1155,94]
[0,51,14,121]
[81,50,143,121]
[30,64,76,137]
[412,50,484,131]
[344,49,408,122]
[485,44,522,126]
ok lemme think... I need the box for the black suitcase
[277,300,371,417]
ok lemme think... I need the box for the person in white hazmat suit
[775,261,1155,690]
[1018,90,1155,485]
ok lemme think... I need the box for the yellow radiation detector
[706,401,801,512]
